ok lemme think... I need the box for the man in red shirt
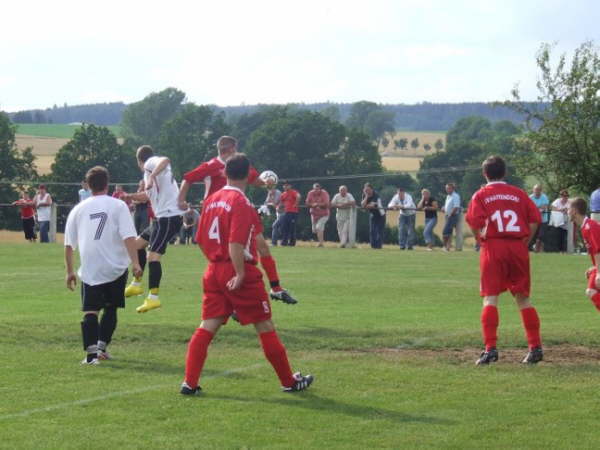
[466,156,543,365]
[306,183,330,247]
[181,154,313,395]
[12,192,37,242]
[568,198,600,310]
[178,136,298,305]
[280,181,301,246]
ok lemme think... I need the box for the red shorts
[202,262,271,325]
[587,268,600,290]
[479,239,530,297]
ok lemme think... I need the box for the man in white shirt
[331,185,357,248]
[122,145,185,313]
[264,186,284,246]
[442,183,461,251]
[78,181,91,202]
[388,187,417,250]
[64,166,142,364]
[34,184,52,243]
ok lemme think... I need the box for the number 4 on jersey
[208,216,221,243]
[491,209,521,233]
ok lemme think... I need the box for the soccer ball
[259,170,278,186]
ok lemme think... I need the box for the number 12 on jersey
[490,209,521,233]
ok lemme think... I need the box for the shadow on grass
[210,393,454,425]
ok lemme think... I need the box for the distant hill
[7,100,537,130]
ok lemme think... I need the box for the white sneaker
[81,357,99,365]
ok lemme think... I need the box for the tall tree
[410,138,420,151]
[121,87,186,148]
[0,112,38,229]
[434,138,444,151]
[505,41,600,195]
[346,101,395,143]
[394,138,408,150]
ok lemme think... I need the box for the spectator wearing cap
[279,181,301,246]
[590,185,600,223]
[33,184,53,243]
[331,185,357,248]
[441,183,461,251]
[306,183,330,247]
[361,183,386,249]
[388,187,417,250]
[550,189,571,253]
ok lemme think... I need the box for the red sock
[260,255,281,291]
[481,305,499,351]
[259,330,295,387]
[591,293,600,311]
[184,328,213,388]
[520,307,542,350]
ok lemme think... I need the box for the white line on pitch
[0,364,263,421]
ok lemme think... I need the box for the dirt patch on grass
[359,345,600,366]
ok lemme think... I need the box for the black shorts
[81,270,128,311]
[140,215,182,254]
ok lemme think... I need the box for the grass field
[2,241,600,448]
[14,124,121,139]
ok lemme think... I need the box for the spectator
[550,189,571,253]
[417,188,438,251]
[133,180,150,234]
[388,187,416,250]
[361,183,385,249]
[12,191,37,242]
[279,181,301,247]
[441,183,461,251]
[529,184,550,252]
[78,181,91,202]
[33,184,52,243]
[306,183,330,247]
[112,184,133,211]
[180,208,200,245]
[264,185,284,246]
[590,185,600,223]
[331,185,357,248]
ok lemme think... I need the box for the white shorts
[312,215,329,233]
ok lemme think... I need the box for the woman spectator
[417,188,438,250]
[361,183,385,249]
[550,189,571,253]
[12,191,37,242]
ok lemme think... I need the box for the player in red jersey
[568,198,600,310]
[466,156,543,365]
[177,135,298,305]
[180,154,313,395]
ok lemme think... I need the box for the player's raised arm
[145,157,171,190]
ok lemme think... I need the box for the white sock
[149,294,159,300]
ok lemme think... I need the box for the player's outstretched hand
[132,263,143,279]
[227,274,244,291]
[66,272,77,291]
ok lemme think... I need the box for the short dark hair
[225,153,250,180]
[217,136,238,154]
[482,155,506,180]
[136,145,154,163]
[86,166,109,193]
[571,197,587,216]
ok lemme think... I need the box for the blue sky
[1,0,598,111]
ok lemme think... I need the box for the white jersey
[64,195,137,286]
[34,193,52,221]
[143,156,184,218]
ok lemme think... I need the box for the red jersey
[20,205,35,219]
[197,186,263,263]
[581,217,600,266]
[466,181,541,240]
[183,156,259,199]
[280,189,300,213]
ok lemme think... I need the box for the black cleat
[476,348,499,365]
[282,372,314,392]
[521,347,543,364]
[180,382,202,396]
[270,289,298,305]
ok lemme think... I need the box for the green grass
[14,123,121,138]
[1,243,599,448]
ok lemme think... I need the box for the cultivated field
[381,156,423,172]
[2,242,600,448]
[379,131,446,156]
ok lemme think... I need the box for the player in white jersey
[64,166,142,364]
[122,145,186,313]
